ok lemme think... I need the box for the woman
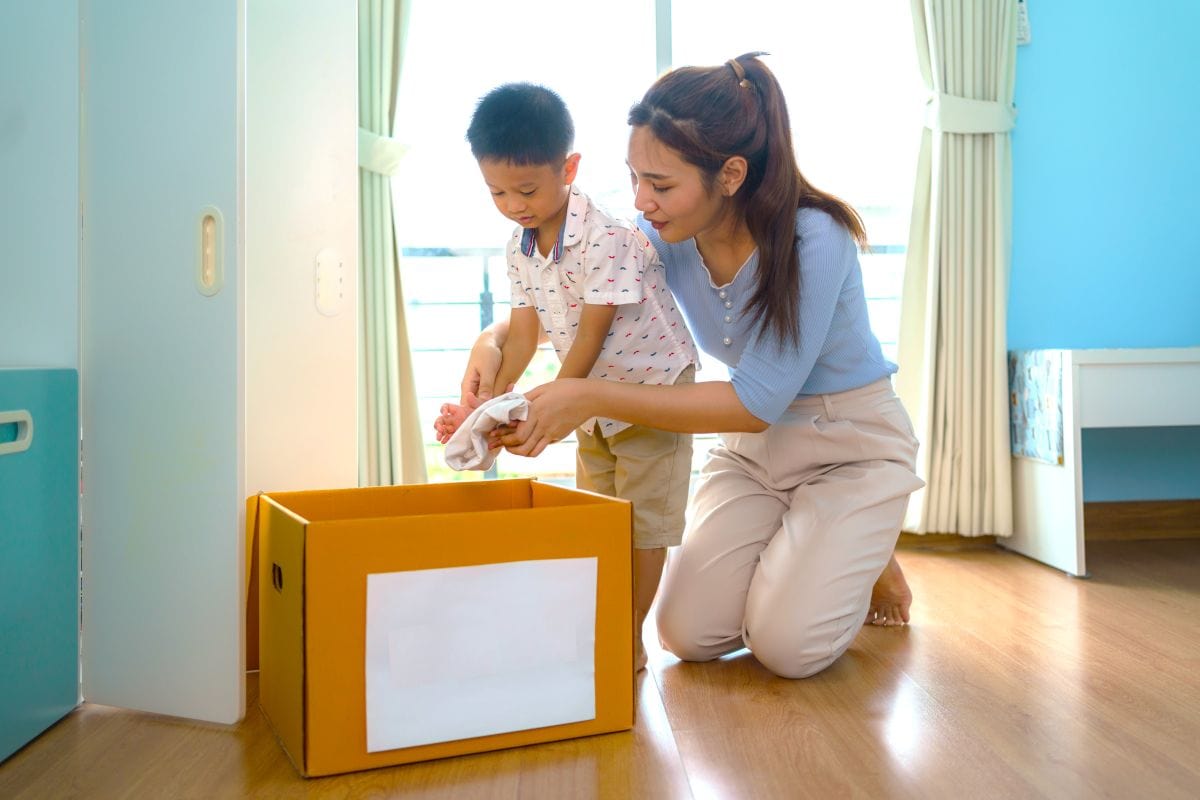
[464,53,922,679]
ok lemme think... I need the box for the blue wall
[1011,1,1200,501]
[0,3,79,367]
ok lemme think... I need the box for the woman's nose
[633,184,654,213]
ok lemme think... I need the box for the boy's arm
[556,304,618,380]
[494,306,540,393]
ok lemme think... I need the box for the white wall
[0,3,80,367]
[244,0,359,495]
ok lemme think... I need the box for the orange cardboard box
[246,479,634,777]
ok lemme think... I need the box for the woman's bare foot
[866,555,912,626]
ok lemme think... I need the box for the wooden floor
[3,539,1199,799]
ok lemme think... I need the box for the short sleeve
[581,225,647,306]
[507,251,532,308]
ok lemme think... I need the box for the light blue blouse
[638,207,896,424]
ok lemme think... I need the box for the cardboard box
[247,478,634,777]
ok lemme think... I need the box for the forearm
[557,306,615,380]
[494,308,539,392]
[582,379,769,434]
[495,347,534,396]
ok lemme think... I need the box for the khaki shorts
[574,367,694,549]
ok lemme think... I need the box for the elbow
[745,416,770,433]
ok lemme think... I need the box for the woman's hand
[491,379,593,457]
[461,329,504,405]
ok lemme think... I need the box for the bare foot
[866,555,912,626]
[432,398,474,443]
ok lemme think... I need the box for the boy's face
[478,155,579,234]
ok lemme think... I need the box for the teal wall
[1010,1,1200,501]
[0,3,80,367]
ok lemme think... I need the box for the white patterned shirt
[507,187,697,436]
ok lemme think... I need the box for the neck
[536,200,569,257]
[695,213,756,284]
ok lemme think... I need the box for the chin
[657,226,689,244]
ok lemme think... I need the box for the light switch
[315,248,344,316]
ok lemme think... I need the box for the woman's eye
[653,185,669,193]
[520,189,536,197]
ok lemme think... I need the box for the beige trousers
[654,378,924,679]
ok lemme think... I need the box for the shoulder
[793,207,856,263]
[794,206,847,243]
[576,189,636,233]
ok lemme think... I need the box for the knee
[746,617,857,680]
[752,640,838,679]
[654,599,722,663]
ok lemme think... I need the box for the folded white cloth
[444,392,530,471]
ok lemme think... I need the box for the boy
[437,83,697,670]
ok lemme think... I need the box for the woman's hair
[628,53,867,346]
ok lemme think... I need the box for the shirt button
[723,336,732,346]
[718,290,727,299]
[724,315,732,323]
[724,300,733,309]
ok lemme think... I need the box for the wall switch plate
[315,248,344,316]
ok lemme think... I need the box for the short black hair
[466,83,574,166]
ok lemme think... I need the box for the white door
[80,0,244,723]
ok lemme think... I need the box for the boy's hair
[466,83,574,166]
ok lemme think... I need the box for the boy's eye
[520,189,536,197]
[652,185,670,193]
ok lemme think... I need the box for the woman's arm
[460,316,552,403]
[495,377,768,457]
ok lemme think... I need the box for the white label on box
[365,557,598,752]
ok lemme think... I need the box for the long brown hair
[628,52,868,346]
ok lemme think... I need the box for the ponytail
[629,52,867,346]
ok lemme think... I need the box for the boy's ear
[718,155,748,196]
[562,152,582,185]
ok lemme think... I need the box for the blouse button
[724,315,732,323]
[723,336,732,346]
[718,290,727,299]
[724,300,733,309]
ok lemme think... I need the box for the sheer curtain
[358,0,425,485]
[896,0,1017,536]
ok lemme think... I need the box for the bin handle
[0,410,33,456]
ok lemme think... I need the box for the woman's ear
[563,152,582,185]
[719,155,748,196]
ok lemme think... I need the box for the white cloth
[444,392,530,471]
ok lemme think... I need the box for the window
[393,1,923,484]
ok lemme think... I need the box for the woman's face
[627,126,726,244]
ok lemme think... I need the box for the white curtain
[359,0,426,485]
[895,0,1017,536]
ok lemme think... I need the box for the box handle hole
[272,563,284,592]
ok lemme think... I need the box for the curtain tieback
[924,92,1016,134]
[359,127,408,176]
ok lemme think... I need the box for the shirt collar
[518,187,587,263]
